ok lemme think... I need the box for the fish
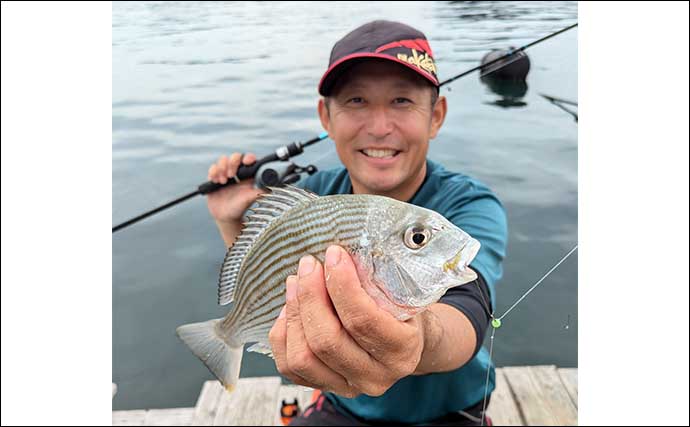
[176,185,481,391]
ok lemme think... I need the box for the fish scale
[226,201,369,331]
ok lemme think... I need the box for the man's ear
[429,95,447,140]
[318,98,331,134]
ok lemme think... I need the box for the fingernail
[298,255,315,277]
[286,276,297,301]
[278,305,287,319]
[325,246,341,268]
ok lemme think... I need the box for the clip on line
[477,244,578,426]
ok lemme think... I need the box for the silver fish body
[176,186,480,391]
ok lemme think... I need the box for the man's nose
[366,105,394,139]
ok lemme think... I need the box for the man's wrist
[413,308,443,375]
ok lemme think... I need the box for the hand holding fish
[177,187,481,393]
[269,245,427,398]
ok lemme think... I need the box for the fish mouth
[443,239,481,283]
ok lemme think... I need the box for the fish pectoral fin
[246,342,274,358]
[176,319,244,392]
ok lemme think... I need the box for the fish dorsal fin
[217,185,318,305]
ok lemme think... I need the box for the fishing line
[498,244,578,322]
[481,326,498,427]
[477,244,578,425]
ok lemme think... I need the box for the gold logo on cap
[397,49,437,76]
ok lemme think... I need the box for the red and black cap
[318,20,440,96]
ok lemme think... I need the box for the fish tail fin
[176,318,243,392]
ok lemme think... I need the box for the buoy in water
[480,47,531,81]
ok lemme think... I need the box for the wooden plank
[144,408,195,426]
[503,365,577,426]
[115,369,577,426]
[503,366,556,425]
[529,366,577,425]
[193,381,224,426]
[486,368,524,426]
[558,368,578,408]
[212,377,282,426]
[275,385,316,425]
[113,410,147,426]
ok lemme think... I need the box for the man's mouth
[359,148,401,159]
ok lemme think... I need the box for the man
[205,20,507,426]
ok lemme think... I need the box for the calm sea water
[113,1,577,410]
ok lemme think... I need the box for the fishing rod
[541,93,578,122]
[540,94,577,106]
[112,22,578,234]
[112,132,327,233]
[439,22,578,87]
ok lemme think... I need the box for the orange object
[280,399,300,426]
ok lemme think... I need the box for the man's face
[318,60,446,198]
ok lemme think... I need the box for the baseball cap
[318,20,440,96]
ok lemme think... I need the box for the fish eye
[404,225,431,249]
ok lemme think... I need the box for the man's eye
[393,97,412,104]
[347,97,364,104]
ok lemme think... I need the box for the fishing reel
[254,161,318,189]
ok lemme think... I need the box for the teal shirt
[297,159,508,424]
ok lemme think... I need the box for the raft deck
[112,365,577,426]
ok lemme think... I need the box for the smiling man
[319,59,441,203]
[205,20,507,426]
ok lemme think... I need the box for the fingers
[296,255,383,390]
[207,152,257,184]
[207,163,219,182]
[242,152,257,165]
[208,155,228,184]
[227,153,242,178]
[284,273,355,395]
[323,246,411,354]
[269,291,309,388]
[218,155,230,184]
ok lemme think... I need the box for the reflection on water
[113,1,577,410]
[482,77,529,108]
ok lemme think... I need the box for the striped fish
[176,185,480,391]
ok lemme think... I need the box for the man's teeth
[362,149,397,158]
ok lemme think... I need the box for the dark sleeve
[438,269,492,359]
